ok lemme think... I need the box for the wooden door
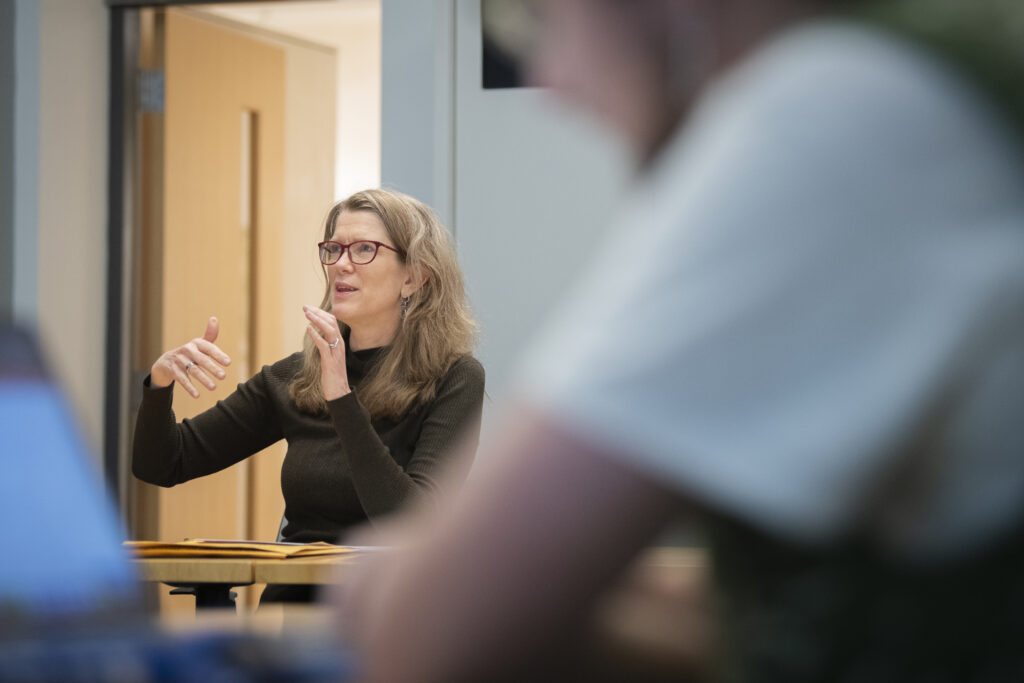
[135,8,288,612]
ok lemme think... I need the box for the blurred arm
[341,404,683,683]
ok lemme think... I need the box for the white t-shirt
[518,21,1024,559]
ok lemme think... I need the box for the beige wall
[280,35,338,354]
[332,11,380,200]
[35,0,109,457]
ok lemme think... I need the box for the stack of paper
[125,539,360,559]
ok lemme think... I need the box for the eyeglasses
[318,240,400,266]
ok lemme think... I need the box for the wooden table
[253,555,357,584]
[136,546,706,612]
[134,554,361,609]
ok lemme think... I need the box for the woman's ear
[401,265,428,298]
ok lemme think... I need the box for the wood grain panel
[156,9,286,611]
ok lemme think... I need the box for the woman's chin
[330,304,350,322]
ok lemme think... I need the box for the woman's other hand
[150,316,232,398]
[304,305,351,401]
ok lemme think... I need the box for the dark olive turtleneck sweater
[132,343,484,543]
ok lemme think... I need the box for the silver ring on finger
[184,361,196,373]
[329,338,340,349]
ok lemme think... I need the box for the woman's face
[326,211,411,342]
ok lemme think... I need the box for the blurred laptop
[0,326,350,681]
[0,325,138,627]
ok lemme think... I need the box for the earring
[400,296,411,317]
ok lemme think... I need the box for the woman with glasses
[132,188,484,603]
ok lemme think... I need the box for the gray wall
[382,0,630,424]
[3,0,109,458]
[12,0,39,328]
[0,0,12,324]
[451,0,629,407]
[380,0,455,225]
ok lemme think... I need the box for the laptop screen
[0,327,137,623]
[0,328,356,678]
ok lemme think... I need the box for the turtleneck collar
[340,324,386,386]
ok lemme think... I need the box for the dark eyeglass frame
[317,240,401,266]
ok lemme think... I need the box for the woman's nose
[334,249,355,269]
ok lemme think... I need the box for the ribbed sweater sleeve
[132,369,284,487]
[325,355,485,520]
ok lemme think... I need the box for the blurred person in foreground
[336,1,1024,680]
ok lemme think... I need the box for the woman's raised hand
[304,305,351,401]
[150,316,232,398]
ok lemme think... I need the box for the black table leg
[168,583,243,610]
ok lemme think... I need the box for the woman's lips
[334,282,357,297]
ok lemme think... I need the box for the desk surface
[134,546,703,588]
[253,556,356,585]
[135,554,360,587]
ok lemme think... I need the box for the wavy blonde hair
[290,189,477,419]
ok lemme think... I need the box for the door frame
[104,0,293,527]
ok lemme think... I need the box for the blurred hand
[150,316,232,398]
[329,514,432,661]
[304,305,351,401]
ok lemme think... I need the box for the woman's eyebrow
[330,233,373,242]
